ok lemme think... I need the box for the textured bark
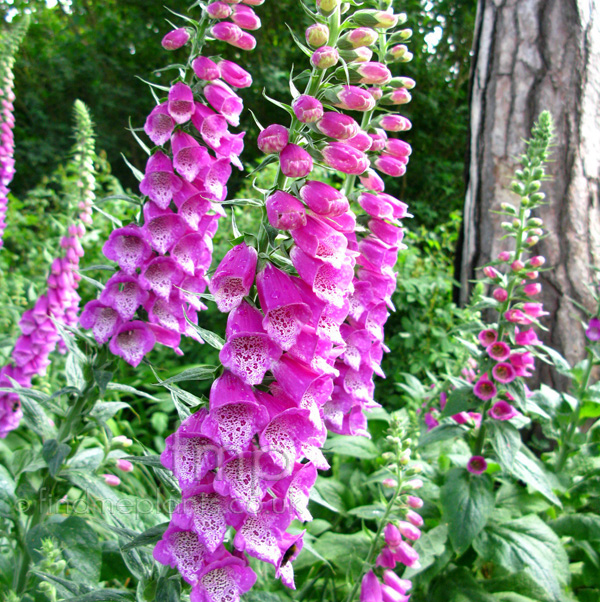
[459,0,600,374]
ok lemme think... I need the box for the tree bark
[458,0,600,374]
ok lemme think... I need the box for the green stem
[345,467,403,602]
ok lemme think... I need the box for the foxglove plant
[0,100,97,438]
[79,1,263,367]
[0,17,28,248]
[154,0,418,599]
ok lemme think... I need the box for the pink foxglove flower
[489,400,520,421]
[280,143,313,178]
[473,377,497,401]
[586,317,600,341]
[467,456,488,475]
[162,28,190,50]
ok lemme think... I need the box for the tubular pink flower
[207,2,232,19]
[493,287,508,302]
[218,59,253,88]
[144,102,175,146]
[467,456,488,475]
[108,321,156,367]
[473,377,497,401]
[266,190,306,230]
[231,4,261,30]
[523,282,542,296]
[299,180,349,217]
[204,81,243,126]
[322,142,369,175]
[378,114,412,131]
[586,317,600,341]
[116,459,134,472]
[515,327,541,346]
[168,82,196,124]
[102,474,121,487]
[489,400,520,421]
[328,85,377,112]
[487,340,511,361]
[361,571,383,602]
[478,328,497,346]
[492,362,516,384]
[192,56,221,81]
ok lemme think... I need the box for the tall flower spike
[0,100,97,437]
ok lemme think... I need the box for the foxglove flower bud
[207,1,233,18]
[378,114,412,132]
[211,21,244,45]
[339,47,374,64]
[317,112,359,140]
[218,59,253,88]
[280,143,313,178]
[339,61,392,85]
[299,180,349,217]
[311,46,339,69]
[353,9,398,29]
[161,28,190,50]
[375,155,406,178]
[292,95,324,123]
[266,190,307,230]
[338,27,378,49]
[325,85,377,112]
[316,0,341,17]
[305,23,329,48]
[382,88,412,105]
[322,142,369,175]
[192,56,221,81]
[231,4,261,30]
[257,124,289,154]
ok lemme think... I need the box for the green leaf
[65,352,85,390]
[156,576,181,602]
[430,567,497,602]
[488,420,521,468]
[42,439,71,477]
[182,314,225,350]
[312,531,371,576]
[311,477,347,514]
[550,513,600,541]
[419,423,467,447]
[0,465,16,517]
[441,468,494,555]
[63,590,134,601]
[90,401,131,423]
[324,435,378,459]
[405,525,448,577]
[156,365,216,386]
[540,345,572,376]
[440,386,476,417]
[106,382,160,401]
[473,515,570,601]
[121,522,169,552]
[26,516,102,586]
[122,455,165,469]
[508,450,561,506]
[484,570,554,602]
[347,503,387,520]
[16,387,56,439]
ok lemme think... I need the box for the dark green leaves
[441,468,494,555]
[42,439,71,477]
[488,420,521,468]
[474,515,570,601]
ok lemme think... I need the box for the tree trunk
[458,0,600,374]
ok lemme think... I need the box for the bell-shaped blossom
[266,191,306,230]
[108,321,156,367]
[488,400,520,421]
[102,225,153,274]
[209,242,258,312]
[190,555,256,602]
[172,131,210,182]
[144,102,175,146]
[231,4,261,30]
[140,256,184,300]
[467,456,488,475]
[168,82,196,124]
[139,151,183,209]
[360,571,383,602]
[80,301,122,344]
[360,169,385,192]
[219,302,282,385]
[142,202,188,255]
[204,81,243,126]
[280,143,313,178]
[256,263,312,350]
[473,377,497,401]
[291,215,348,268]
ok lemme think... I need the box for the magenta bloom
[586,317,600,341]
[473,377,497,401]
[375,155,406,177]
[487,340,511,361]
[493,287,508,302]
[219,302,282,385]
[383,570,412,595]
[393,540,420,568]
[172,131,209,182]
[360,571,382,602]
[168,82,195,124]
[192,56,221,81]
[257,124,289,154]
[116,459,134,472]
[266,191,306,230]
[317,112,359,140]
[103,474,121,487]
[384,523,401,547]
[102,225,153,274]
[291,215,348,268]
[299,180,349,217]
[322,142,369,175]
[515,327,541,346]
[292,95,324,123]
[80,301,122,344]
[204,81,243,126]
[209,242,258,312]
[330,85,376,112]
[478,328,497,347]
[218,59,253,88]
[467,456,488,475]
[162,28,190,50]
[211,21,243,45]
[190,556,256,602]
[207,1,232,19]
[492,362,516,384]
[144,103,175,146]
[280,143,313,178]
[379,114,412,131]
[108,321,156,367]
[231,4,261,30]
[139,151,182,209]
[489,400,519,421]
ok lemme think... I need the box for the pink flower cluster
[0,56,17,248]
[0,194,93,438]
[80,5,262,367]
